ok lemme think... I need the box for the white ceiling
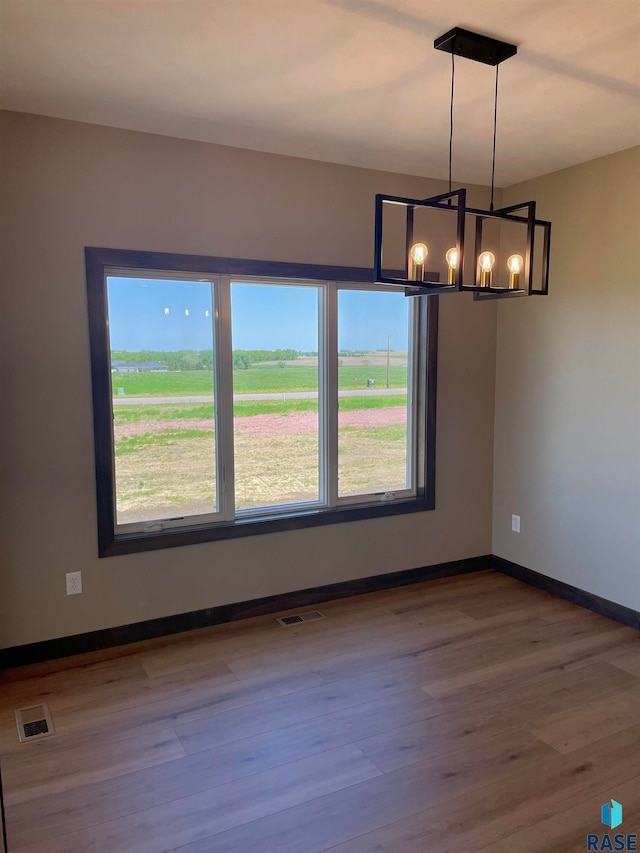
[1,0,639,186]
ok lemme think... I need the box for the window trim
[86,247,439,557]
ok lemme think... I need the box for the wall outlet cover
[66,571,82,595]
[511,514,521,533]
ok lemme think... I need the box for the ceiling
[1,0,639,186]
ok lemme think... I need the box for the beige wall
[0,111,497,649]
[493,146,640,610]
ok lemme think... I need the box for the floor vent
[15,704,55,743]
[277,610,326,627]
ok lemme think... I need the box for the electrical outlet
[66,571,82,595]
[511,514,521,533]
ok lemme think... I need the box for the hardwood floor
[0,569,638,852]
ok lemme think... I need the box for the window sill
[101,497,435,557]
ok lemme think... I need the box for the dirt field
[115,407,409,523]
[114,407,405,440]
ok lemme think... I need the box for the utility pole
[386,335,391,389]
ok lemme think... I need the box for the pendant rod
[448,51,455,197]
[490,63,499,212]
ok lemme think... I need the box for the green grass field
[116,428,213,455]
[111,364,408,397]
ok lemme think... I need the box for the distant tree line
[111,349,299,371]
[111,350,213,371]
[232,349,299,370]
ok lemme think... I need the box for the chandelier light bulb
[507,254,523,273]
[445,247,458,285]
[409,242,428,282]
[478,251,496,287]
[479,251,495,271]
[507,253,524,289]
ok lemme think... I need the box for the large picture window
[86,249,438,556]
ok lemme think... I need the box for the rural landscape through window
[108,277,218,526]
[107,274,418,529]
[90,251,434,553]
[338,289,412,499]
[231,281,321,511]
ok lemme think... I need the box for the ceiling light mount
[434,27,517,67]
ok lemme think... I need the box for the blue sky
[108,278,214,351]
[107,278,410,352]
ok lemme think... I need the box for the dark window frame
[85,247,439,557]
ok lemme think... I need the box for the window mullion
[325,283,339,508]
[216,277,236,521]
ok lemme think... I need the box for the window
[86,249,438,556]
[337,289,414,500]
[107,276,219,527]
[231,281,322,512]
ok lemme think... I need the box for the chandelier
[374,27,550,300]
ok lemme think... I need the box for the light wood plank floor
[1,570,639,852]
